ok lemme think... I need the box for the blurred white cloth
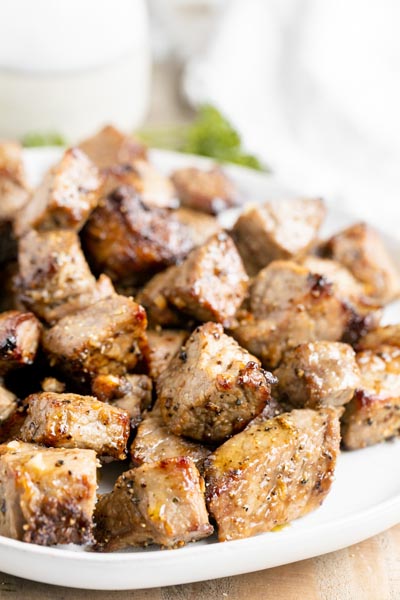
[183,0,400,234]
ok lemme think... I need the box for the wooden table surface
[3,61,399,600]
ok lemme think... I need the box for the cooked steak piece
[205,407,340,541]
[0,383,17,423]
[274,342,360,408]
[0,310,41,374]
[0,441,98,545]
[42,295,148,384]
[123,160,177,209]
[324,222,400,304]
[82,186,193,286]
[146,329,189,380]
[130,406,211,470]
[136,266,183,328]
[20,392,130,460]
[15,148,102,236]
[0,141,30,222]
[0,261,19,312]
[232,198,326,275]
[17,230,114,324]
[166,232,249,326]
[173,207,222,247]
[157,322,277,443]
[302,256,366,303]
[95,457,213,550]
[171,167,238,215]
[232,261,349,368]
[341,345,400,449]
[79,125,147,168]
[356,324,400,351]
[92,373,152,427]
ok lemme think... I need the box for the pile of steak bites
[0,126,399,550]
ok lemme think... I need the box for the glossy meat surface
[157,322,277,442]
[205,408,340,541]
[95,457,213,550]
[0,310,41,374]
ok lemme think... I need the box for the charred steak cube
[20,392,130,460]
[232,261,349,368]
[15,148,102,236]
[0,310,41,374]
[79,125,147,168]
[166,232,249,325]
[0,383,17,424]
[95,457,213,551]
[232,198,326,275]
[92,373,152,427]
[146,329,189,380]
[324,222,400,304]
[17,230,114,324]
[0,441,98,545]
[42,295,148,383]
[157,322,277,443]
[341,345,400,449]
[171,167,238,215]
[0,141,30,223]
[205,408,340,541]
[82,186,193,286]
[130,406,211,471]
[274,342,360,408]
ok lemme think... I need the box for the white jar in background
[0,0,151,142]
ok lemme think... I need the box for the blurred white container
[0,0,151,142]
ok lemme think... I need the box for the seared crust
[15,148,102,236]
[130,406,211,470]
[0,310,41,374]
[166,232,249,325]
[157,322,277,443]
[0,441,97,545]
[82,186,193,286]
[232,261,349,368]
[205,408,340,541]
[232,198,326,275]
[42,295,148,383]
[274,342,360,408]
[341,346,400,449]
[17,230,114,324]
[171,167,238,215]
[20,392,130,460]
[94,457,213,550]
[324,222,400,304]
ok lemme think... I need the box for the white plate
[1,148,399,590]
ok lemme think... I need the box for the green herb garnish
[22,132,67,148]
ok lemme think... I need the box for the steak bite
[157,322,277,443]
[205,407,340,541]
[42,295,148,384]
[232,261,349,368]
[341,346,400,449]
[324,222,400,304]
[130,406,211,470]
[0,441,98,546]
[82,186,193,286]
[136,266,183,328]
[166,232,249,325]
[146,329,189,380]
[356,324,400,351]
[171,166,238,215]
[15,148,102,236]
[19,392,130,460]
[92,373,152,427]
[17,230,114,324]
[79,124,147,169]
[94,457,213,551]
[0,383,17,423]
[274,342,360,409]
[173,207,222,247]
[232,198,326,275]
[0,310,41,374]
[0,141,30,222]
